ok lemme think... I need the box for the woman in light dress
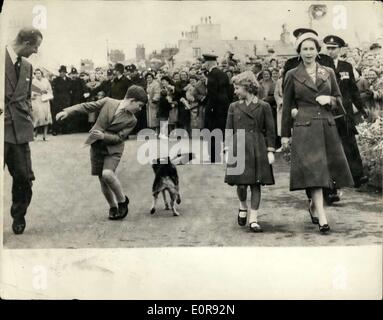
[31,68,53,141]
[145,73,161,135]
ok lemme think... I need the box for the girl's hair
[34,68,44,76]
[145,72,154,80]
[235,79,259,95]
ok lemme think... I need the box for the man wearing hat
[68,67,90,132]
[324,34,369,190]
[110,63,132,100]
[52,65,72,135]
[202,53,232,163]
[282,28,335,85]
[126,64,145,88]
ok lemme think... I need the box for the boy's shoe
[108,207,119,220]
[117,196,130,219]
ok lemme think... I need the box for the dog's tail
[170,152,195,165]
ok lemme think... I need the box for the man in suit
[51,65,72,134]
[324,35,369,190]
[4,27,43,234]
[202,53,231,163]
[56,85,147,220]
[110,63,132,99]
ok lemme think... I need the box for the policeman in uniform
[125,64,147,134]
[323,35,369,191]
[202,53,231,163]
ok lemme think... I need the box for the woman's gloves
[316,95,331,106]
[267,152,275,164]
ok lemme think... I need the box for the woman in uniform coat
[224,73,276,233]
[281,32,354,234]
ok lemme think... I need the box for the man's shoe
[12,217,26,235]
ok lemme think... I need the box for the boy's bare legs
[98,176,118,208]
[101,169,125,203]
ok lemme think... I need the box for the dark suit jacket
[205,67,231,131]
[64,97,137,155]
[110,75,132,99]
[4,48,34,144]
[91,79,112,97]
[52,76,72,113]
[70,77,89,105]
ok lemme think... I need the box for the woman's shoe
[238,209,247,226]
[308,201,319,225]
[318,223,331,234]
[249,221,263,233]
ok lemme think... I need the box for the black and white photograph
[0,0,382,300]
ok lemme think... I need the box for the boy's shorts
[90,142,121,176]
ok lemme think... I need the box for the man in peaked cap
[202,53,232,163]
[282,28,335,86]
[125,64,147,134]
[324,34,369,192]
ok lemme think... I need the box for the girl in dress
[31,69,53,141]
[224,73,276,232]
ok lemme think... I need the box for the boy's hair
[125,85,148,104]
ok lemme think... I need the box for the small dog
[150,152,195,216]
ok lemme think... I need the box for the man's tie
[15,56,22,79]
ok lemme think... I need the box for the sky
[1,0,382,71]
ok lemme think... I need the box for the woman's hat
[58,65,67,73]
[295,31,321,51]
[293,28,318,38]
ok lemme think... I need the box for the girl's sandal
[238,209,248,226]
